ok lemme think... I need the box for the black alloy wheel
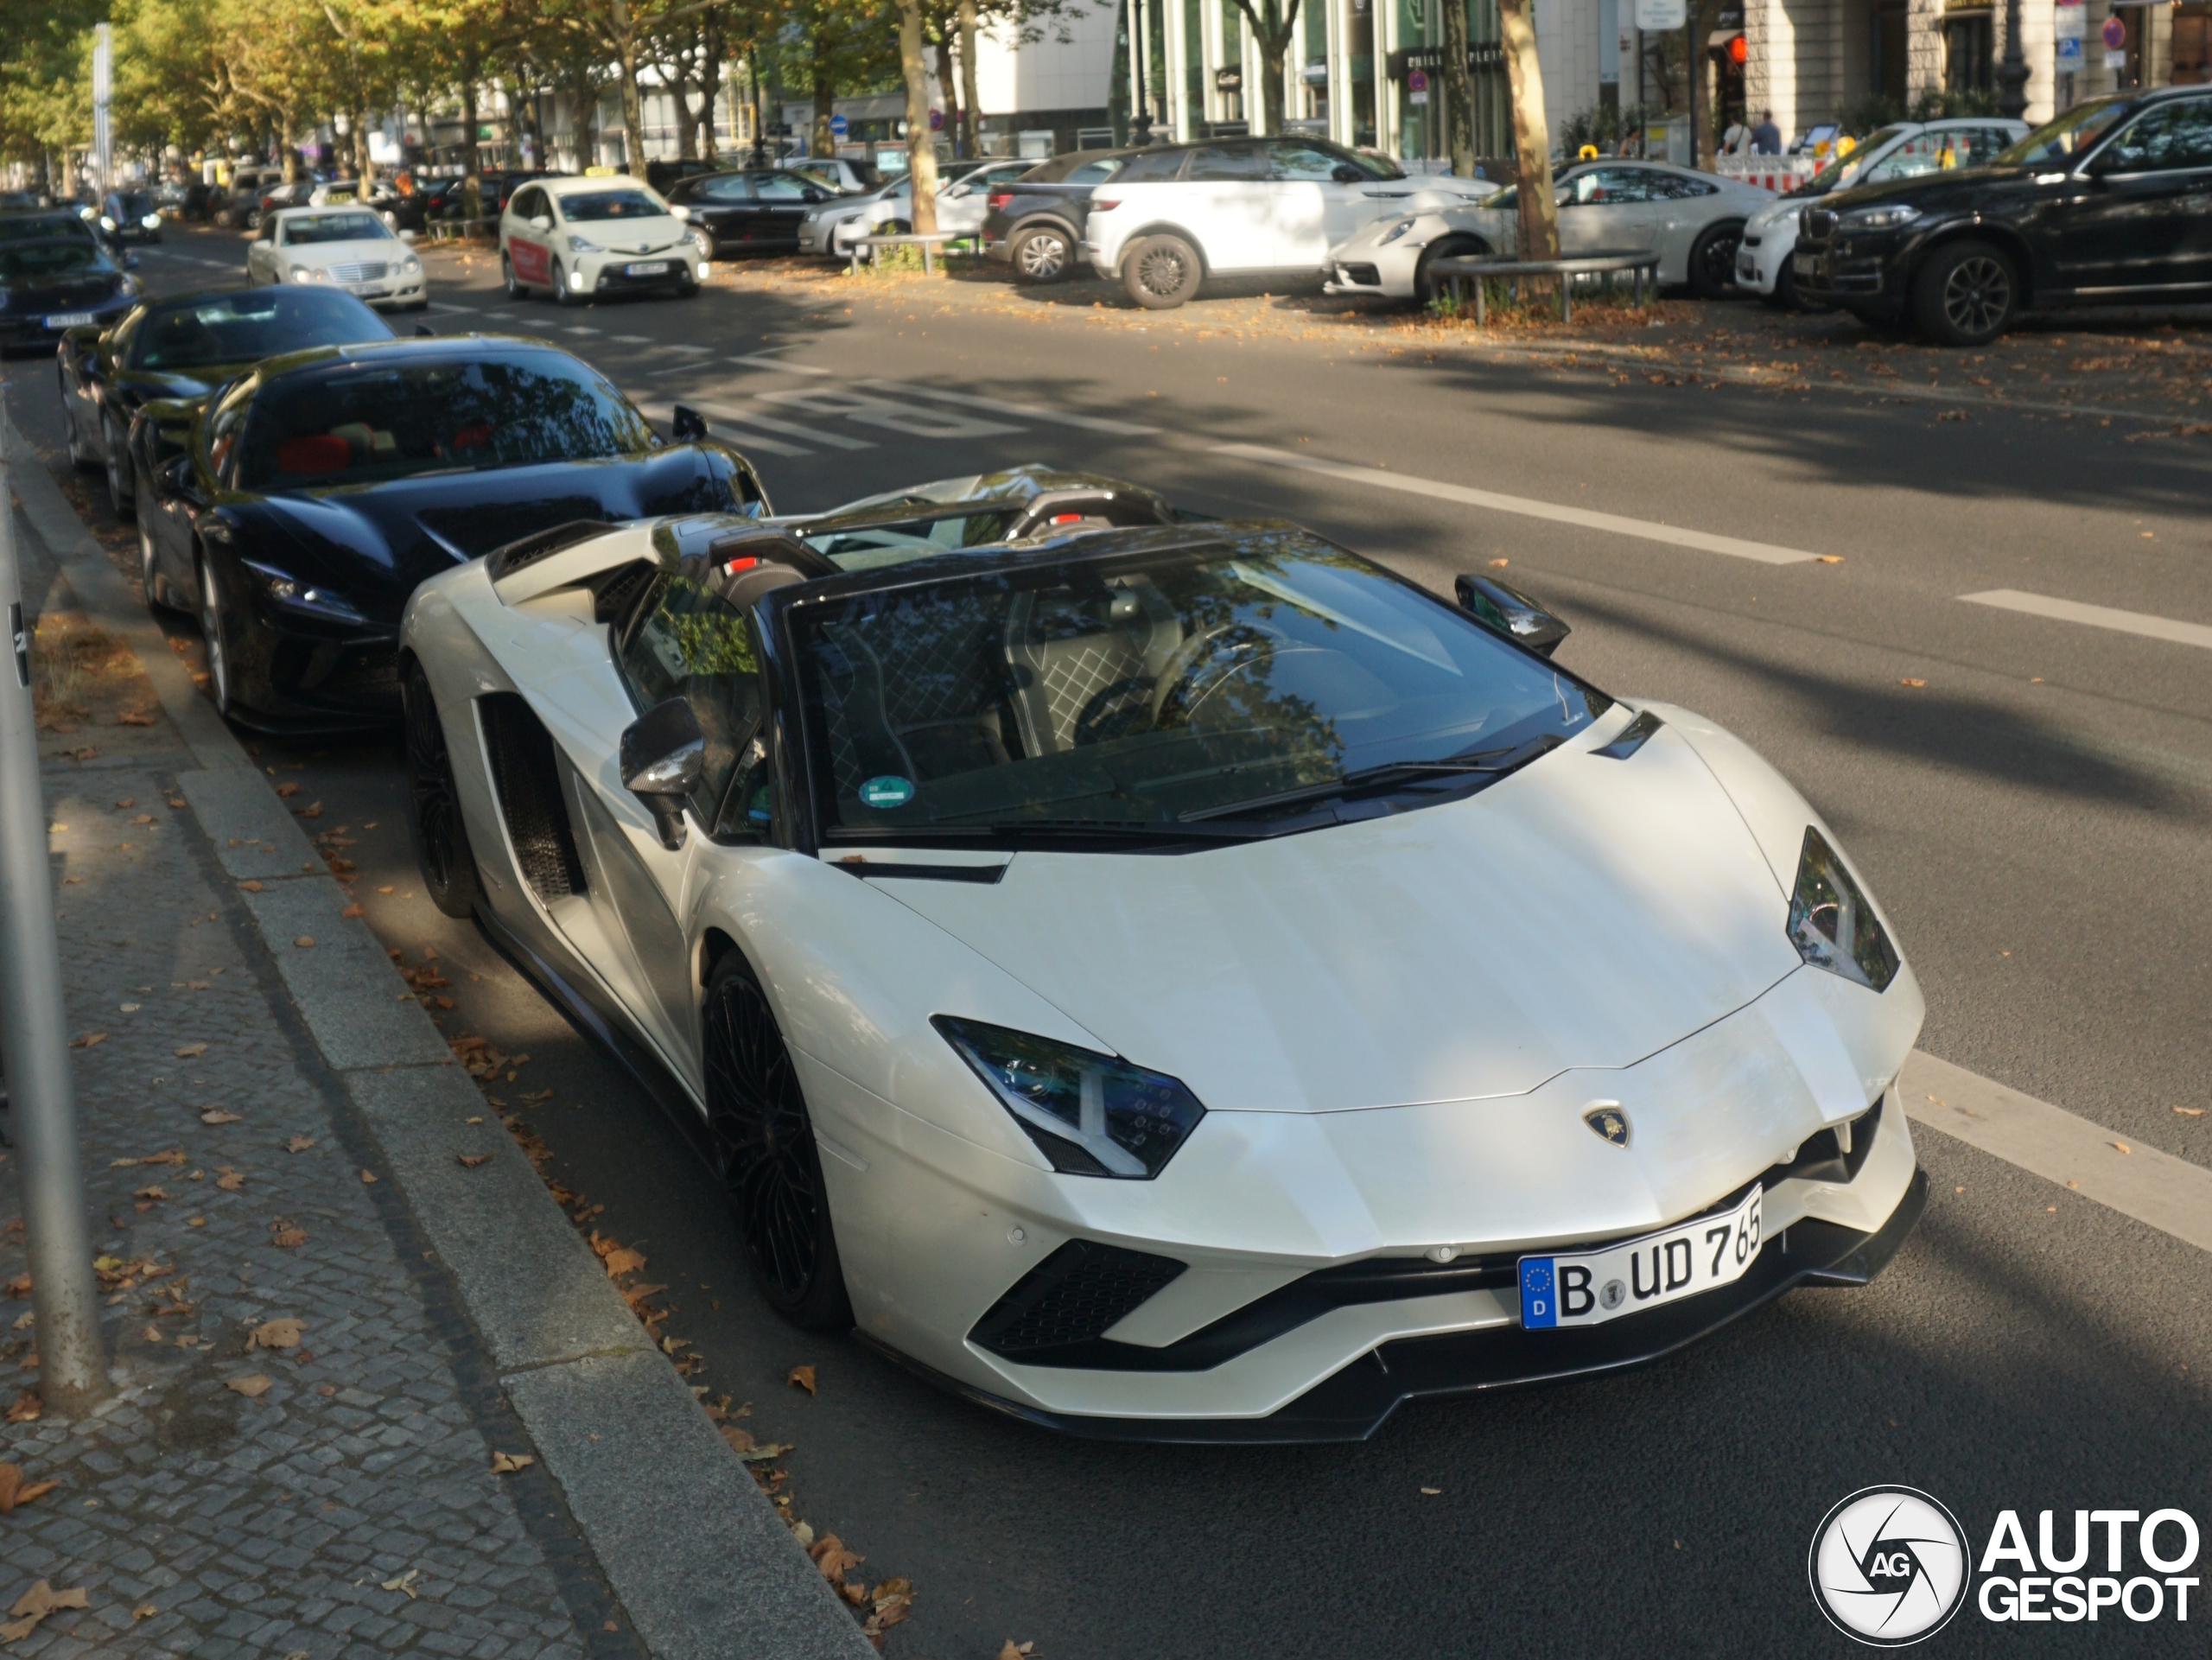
[1688,221,1744,300]
[705,954,853,1330]
[402,659,480,919]
[195,551,235,719]
[1126,233,1202,309]
[1914,239,2016,347]
[136,489,180,614]
[1012,224,1071,283]
[103,418,133,520]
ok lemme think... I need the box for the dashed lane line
[612,334,653,344]
[563,325,601,335]
[428,302,472,313]
[1959,588,2212,653]
[687,398,875,451]
[865,380,1159,437]
[668,344,714,356]
[1211,441,1824,565]
[728,353,832,376]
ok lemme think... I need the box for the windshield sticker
[860,775,916,810]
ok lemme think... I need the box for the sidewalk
[0,418,870,1657]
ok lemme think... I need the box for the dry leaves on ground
[0,1462,60,1513]
[110,1148,185,1169]
[600,1243,645,1278]
[810,1533,863,1581]
[1,1275,26,1299]
[2,1390,37,1424]
[282,1135,315,1154]
[173,1042,207,1058]
[863,1579,913,1641]
[488,1451,536,1474]
[226,1374,273,1397]
[269,1218,308,1248]
[455,1153,492,1169]
[787,1364,816,1396]
[214,1167,245,1192]
[199,1108,244,1125]
[997,1642,1036,1660]
[67,1032,106,1049]
[248,1317,304,1351]
[1,1580,88,1643]
[379,1569,420,1599]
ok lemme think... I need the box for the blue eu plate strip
[1520,1257,1557,1329]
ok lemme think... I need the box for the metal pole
[1993,0,2029,120]
[0,427,107,1415]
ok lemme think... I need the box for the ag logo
[1582,1102,1630,1148]
[1808,1486,1970,1646]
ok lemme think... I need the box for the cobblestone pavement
[0,642,621,1653]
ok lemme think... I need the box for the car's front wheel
[1414,235,1491,307]
[1011,223,1072,283]
[1688,221,1745,300]
[402,659,480,919]
[102,418,133,520]
[551,258,575,306]
[705,952,853,1330]
[503,253,527,301]
[1124,233,1202,308]
[136,489,181,614]
[195,550,236,719]
[1913,239,2017,347]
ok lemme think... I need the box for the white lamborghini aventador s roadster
[397,474,1928,1443]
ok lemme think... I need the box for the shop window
[1944,9,1993,92]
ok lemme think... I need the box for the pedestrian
[1722,118,1750,156]
[1751,110,1783,155]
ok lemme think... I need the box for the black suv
[982,149,1134,283]
[1795,86,2212,346]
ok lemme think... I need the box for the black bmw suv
[1795,86,2212,346]
[982,149,1135,283]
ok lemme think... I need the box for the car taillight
[988,190,1014,210]
[1090,199,1121,213]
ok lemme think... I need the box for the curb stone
[7,412,874,1660]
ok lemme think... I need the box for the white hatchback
[798,160,1040,257]
[1082,137,1498,308]
[245,207,425,310]
[499,175,708,305]
[1735,118,2026,306]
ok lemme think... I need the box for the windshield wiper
[1179,733,1566,824]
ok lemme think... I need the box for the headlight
[100,214,116,231]
[241,559,365,623]
[116,276,139,298]
[401,255,422,274]
[1786,827,1899,992]
[933,1016,1205,1179]
[289,265,331,283]
[568,233,601,252]
[1378,218,1414,245]
[140,213,162,229]
[1839,203,1921,232]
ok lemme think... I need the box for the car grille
[969,1240,1187,1359]
[1338,263,1382,286]
[1802,210,1835,241]
[327,261,390,283]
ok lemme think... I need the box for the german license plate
[1792,251,1816,277]
[1520,1186,1763,1330]
[625,260,671,277]
[46,312,96,328]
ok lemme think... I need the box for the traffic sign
[2101,15,2126,48]
[1636,0,1687,31]
[928,109,944,131]
[829,112,849,137]
[1408,69,1428,92]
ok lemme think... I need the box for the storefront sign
[1637,0,1688,31]
[1214,67,1243,91]
[1386,43,1507,79]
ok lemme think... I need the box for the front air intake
[969,1241,1186,1361]
[477,694,588,901]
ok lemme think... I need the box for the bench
[847,232,979,277]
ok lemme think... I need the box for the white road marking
[728,353,831,376]
[644,404,813,456]
[612,334,653,344]
[1213,442,1823,565]
[1959,588,2212,653]
[1903,1051,2212,1254]
[866,380,1158,436]
[428,302,471,313]
[563,325,601,335]
[764,387,1018,441]
[685,398,874,450]
[668,344,714,356]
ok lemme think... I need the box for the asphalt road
[8,225,2209,1658]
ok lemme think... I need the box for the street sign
[2056,35,2082,58]
[1408,69,1429,92]
[829,113,850,137]
[928,109,944,131]
[1214,67,1243,92]
[2101,15,2126,48]
[1637,0,1688,31]
[2055,6,2084,39]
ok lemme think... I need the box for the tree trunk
[934,35,961,158]
[353,104,372,182]
[675,62,699,161]
[1497,0,1559,260]
[1234,0,1300,137]
[570,67,600,169]
[898,0,941,233]
[281,116,300,182]
[1691,0,1719,166]
[813,67,836,159]
[699,13,721,162]
[460,76,481,225]
[613,0,647,175]
[1440,0,1476,176]
[958,0,981,161]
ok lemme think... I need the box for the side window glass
[616,566,769,833]
[1267,142,1343,181]
[1116,149,1187,183]
[2102,100,2212,173]
[1190,144,1268,181]
[1067,158,1122,185]
[755,175,808,200]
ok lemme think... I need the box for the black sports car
[100,189,164,245]
[664,169,835,256]
[0,210,138,354]
[137,334,770,729]
[60,285,394,525]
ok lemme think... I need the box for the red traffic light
[1727,32,1748,62]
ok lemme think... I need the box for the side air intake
[477,694,588,901]
[969,1241,1186,1361]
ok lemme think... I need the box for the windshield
[0,239,115,283]
[114,193,156,216]
[1790,126,1910,195]
[237,353,656,491]
[1996,99,2129,167]
[557,188,669,222]
[0,215,94,245]
[282,211,390,245]
[129,289,391,371]
[791,531,1611,841]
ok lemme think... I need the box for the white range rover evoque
[397,474,1928,1442]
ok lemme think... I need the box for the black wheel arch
[1117,222,1211,277]
[1905,219,2039,306]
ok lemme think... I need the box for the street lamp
[1994,0,2029,119]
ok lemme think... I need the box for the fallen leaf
[270,1218,308,1248]
[250,1317,305,1350]
[787,1364,817,1396]
[131,1603,157,1620]
[68,1032,107,1049]
[2177,1106,2207,1116]
[0,1580,89,1643]
[1421,1485,1443,1494]
[810,1534,863,1580]
[2112,1142,2132,1154]
[1898,677,1927,688]
[379,1569,419,1599]
[1815,554,1844,563]
[283,1135,315,1153]
[840,1580,868,1606]
[199,1108,244,1125]
[1,1275,25,1298]
[340,903,365,919]
[790,1519,814,1548]
[996,1644,1033,1660]
[720,1424,756,1453]
[238,880,262,892]
[226,1374,273,1397]
[174,1042,207,1058]
[456,1153,492,1169]
[3,1390,38,1423]
[132,1186,168,1202]
[275,782,300,798]
[602,1246,646,1278]
[378,885,394,894]
[734,1441,794,1463]
[360,1169,378,1183]
[292,935,315,949]
[489,1451,536,1473]
[0,1463,60,1513]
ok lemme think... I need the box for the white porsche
[398,474,1927,1441]
[247,206,426,310]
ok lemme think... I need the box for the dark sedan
[982,149,1135,283]
[137,336,770,729]
[1794,86,2212,345]
[59,284,393,530]
[664,169,835,256]
[0,211,137,354]
[100,189,164,245]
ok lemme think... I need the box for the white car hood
[879,724,1807,1114]
[285,238,402,267]
[569,216,688,253]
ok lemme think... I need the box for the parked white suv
[1082,137,1498,308]
[1736,118,2026,306]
